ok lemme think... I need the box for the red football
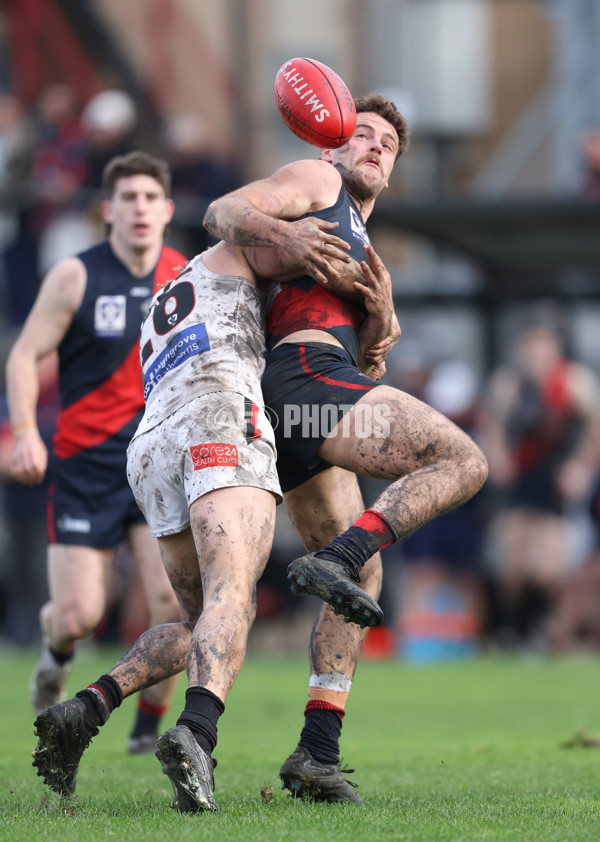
[274,57,356,149]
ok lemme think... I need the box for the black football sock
[298,701,344,765]
[48,644,75,665]
[75,674,123,728]
[177,686,224,756]
[130,698,168,738]
[314,509,397,578]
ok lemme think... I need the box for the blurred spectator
[80,89,138,202]
[162,112,241,255]
[29,83,88,225]
[576,128,600,201]
[480,317,600,649]
[548,478,600,652]
[0,92,37,326]
[398,360,487,662]
[28,83,96,277]
[0,352,59,645]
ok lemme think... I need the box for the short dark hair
[354,93,410,159]
[102,150,171,197]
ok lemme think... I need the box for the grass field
[1,646,600,841]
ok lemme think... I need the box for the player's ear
[321,148,333,163]
[101,199,113,225]
[164,198,175,224]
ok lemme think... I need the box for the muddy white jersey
[133,252,267,438]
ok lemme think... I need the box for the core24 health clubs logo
[190,443,239,471]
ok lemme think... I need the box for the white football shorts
[127,391,282,537]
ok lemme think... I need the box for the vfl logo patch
[95,295,127,337]
[190,443,239,470]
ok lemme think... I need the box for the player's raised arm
[204,159,351,286]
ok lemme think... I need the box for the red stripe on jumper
[298,345,375,391]
[153,246,187,292]
[53,344,144,458]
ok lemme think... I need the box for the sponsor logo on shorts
[190,443,239,470]
[57,514,92,534]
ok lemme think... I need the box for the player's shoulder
[34,255,87,318]
[277,158,340,181]
[43,255,87,289]
[272,159,342,205]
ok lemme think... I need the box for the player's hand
[367,361,387,382]
[353,245,394,324]
[283,218,351,286]
[356,245,395,355]
[10,432,48,485]
[365,314,402,364]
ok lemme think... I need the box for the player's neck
[345,189,376,222]
[109,233,162,277]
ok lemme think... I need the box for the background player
[6,150,185,753]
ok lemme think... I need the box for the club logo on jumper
[94,295,127,337]
[349,207,370,246]
[190,443,239,471]
[57,514,91,534]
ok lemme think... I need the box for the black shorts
[47,449,146,548]
[262,342,377,493]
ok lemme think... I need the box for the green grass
[1,646,600,840]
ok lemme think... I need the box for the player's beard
[335,162,380,209]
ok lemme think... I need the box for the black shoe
[287,554,383,628]
[155,726,218,812]
[29,638,72,714]
[279,746,363,803]
[127,733,158,755]
[32,698,102,796]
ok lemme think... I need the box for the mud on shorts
[261,342,378,493]
[126,391,282,537]
[48,448,146,548]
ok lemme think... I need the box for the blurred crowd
[3,82,600,662]
[372,315,600,662]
